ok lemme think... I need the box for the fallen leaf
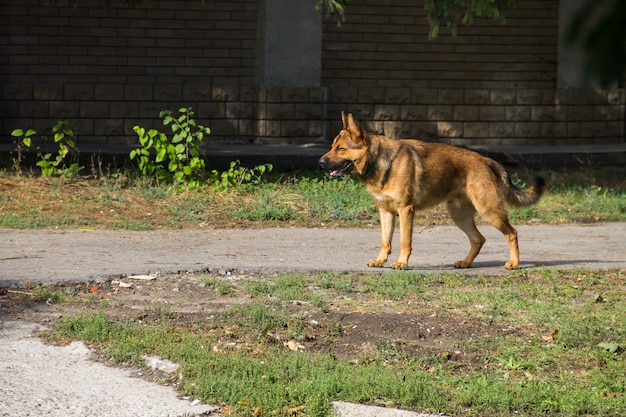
[288,405,305,415]
[285,340,305,351]
[221,405,233,415]
[88,285,100,293]
[542,329,558,342]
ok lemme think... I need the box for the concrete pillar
[257,0,322,87]
[557,0,587,88]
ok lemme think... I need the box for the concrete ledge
[472,143,626,169]
[1,142,624,172]
[332,401,447,417]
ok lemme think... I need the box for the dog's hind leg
[469,178,520,269]
[446,199,485,268]
[474,204,520,269]
[488,214,519,270]
[368,208,395,267]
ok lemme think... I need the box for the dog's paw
[504,260,519,270]
[454,260,472,269]
[367,259,386,267]
[391,261,408,270]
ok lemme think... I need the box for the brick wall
[324,86,625,146]
[0,0,624,148]
[323,0,558,90]
[321,0,624,145]
[1,0,262,144]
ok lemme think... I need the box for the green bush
[130,107,210,187]
[130,108,272,189]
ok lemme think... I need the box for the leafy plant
[130,108,273,189]
[37,120,81,177]
[130,107,211,187]
[10,121,81,177]
[9,127,36,170]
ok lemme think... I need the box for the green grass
[514,168,626,224]
[46,268,625,417]
[0,167,624,229]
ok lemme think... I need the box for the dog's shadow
[401,259,613,272]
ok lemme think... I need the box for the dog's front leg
[391,205,414,269]
[368,208,394,267]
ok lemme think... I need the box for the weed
[27,285,70,303]
[210,159,273,191]
[37,121,81,177]
[130,107,210,187]
[9,127,36,171]
[10,121,81,177]
[204,277,237,296]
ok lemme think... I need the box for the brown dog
[319,112,545,270]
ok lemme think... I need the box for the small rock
[141,355,180,374]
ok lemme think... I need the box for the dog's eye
[336,146,344,151]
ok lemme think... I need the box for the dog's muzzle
[319,157,353,178]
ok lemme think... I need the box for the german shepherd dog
[319,112,545,270]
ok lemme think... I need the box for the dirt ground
[1,270,517,365]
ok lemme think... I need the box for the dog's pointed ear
[341,111,348,129]
[343,113,365,141]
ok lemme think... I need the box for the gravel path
[2,223,625,287]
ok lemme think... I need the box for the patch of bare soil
[0,271,522,369]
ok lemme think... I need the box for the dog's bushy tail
[505,175,546,207]
[491,161,546,207]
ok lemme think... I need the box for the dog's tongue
[329,161,351,177]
